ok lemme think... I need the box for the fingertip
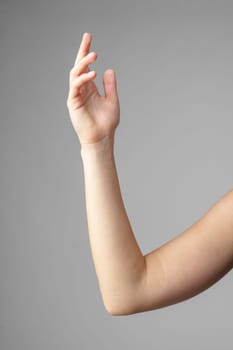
[83,32,92,40]
[104,69,115,79]
[88,70,96,77]
[89,51,97,58]
[104,69,116,83]
[106,68,115,74]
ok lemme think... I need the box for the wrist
[80,134,115,159]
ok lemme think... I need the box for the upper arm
[136,189,233,313]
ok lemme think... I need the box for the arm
[67,33,233,316]
[81,139,233,316]
[66,32,145,315]
[142,188,233,313]
[80,136,146,315]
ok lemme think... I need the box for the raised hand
[66,32,120,146]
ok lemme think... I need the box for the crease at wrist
[80,135,115,156]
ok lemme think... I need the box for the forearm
[80,135,146,315]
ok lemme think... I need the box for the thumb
[103,69,118,101]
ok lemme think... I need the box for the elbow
[101,280,148,316]
[103,301,128,316]
[103,300,140,316]
[105,306,134,316]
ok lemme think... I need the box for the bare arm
[80,137,146,315]
[66,32,145,314]
[67,32,233,316]
[142,188,233,313]
[81,138,233,315]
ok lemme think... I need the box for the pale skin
[66,32,233,316]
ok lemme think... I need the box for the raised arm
[66,33,233,316]
[66,32,145,315]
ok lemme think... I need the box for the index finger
[74,32,92,66]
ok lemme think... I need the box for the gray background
[1,0,233,349]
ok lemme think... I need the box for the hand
[66,32,120,146]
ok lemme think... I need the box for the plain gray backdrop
[1,0,233,349]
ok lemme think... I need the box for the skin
[66,32,233,316]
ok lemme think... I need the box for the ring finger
[70,52,97,82]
